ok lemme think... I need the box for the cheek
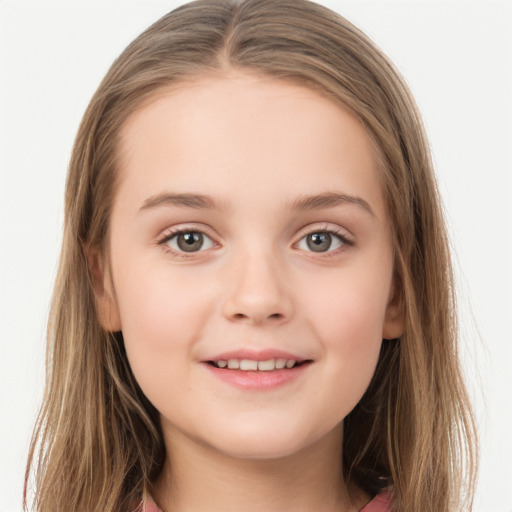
[113,270,208,418]
[309,287,385,420]
[111,258,215,390]
[299,258,392,391]
[305,268,390,342]
[114,258,209,344]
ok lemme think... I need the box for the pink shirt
[141,490,392,511]
[360,490,392,511]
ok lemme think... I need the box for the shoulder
[137,492,391,512]
[360,490,393,512]
[135,497,163,512]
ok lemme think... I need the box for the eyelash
[157,225,353,258]
[297,226,354,257]
[157,227,217,259]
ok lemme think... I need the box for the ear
[86,245,122,332]
[382,277,405,340]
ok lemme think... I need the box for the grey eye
[298,232,344,253]
[167,231,214,253]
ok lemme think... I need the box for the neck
[151,423,368,512]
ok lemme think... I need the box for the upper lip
[203,349,310,362]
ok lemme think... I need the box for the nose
[221,252,294,325]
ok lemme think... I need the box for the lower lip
[203,362,312,390]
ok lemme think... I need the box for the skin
[93,70,404,512]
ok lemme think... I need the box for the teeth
[240,359,258,370]
[257,359,275,371]
[213,358,299,371]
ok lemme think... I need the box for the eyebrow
[139,193,222,211]
[289,192,375,216]
[139,191,375,216]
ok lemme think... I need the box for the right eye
[297,231,345,253]
[162,230,215,253]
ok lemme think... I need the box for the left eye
[297,231,346,253]
[165,231,215,253]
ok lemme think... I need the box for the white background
[1,1,511,511]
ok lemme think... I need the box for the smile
[208,358,305,371]
[203,355,313,390]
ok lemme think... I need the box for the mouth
[206,358,312,371]
[202,350,313,390]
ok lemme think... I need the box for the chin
[200,421,330,461]
[215,438,309,461]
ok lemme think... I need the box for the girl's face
[99,70,403,460]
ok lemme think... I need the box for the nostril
[230,312,284,322]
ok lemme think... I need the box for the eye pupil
[307,232,331,252]
[177,232,203,252]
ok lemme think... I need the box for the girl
[24,0,477,511]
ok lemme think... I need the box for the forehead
[115,71,386,219]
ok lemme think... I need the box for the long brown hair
[25,1,477,510]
